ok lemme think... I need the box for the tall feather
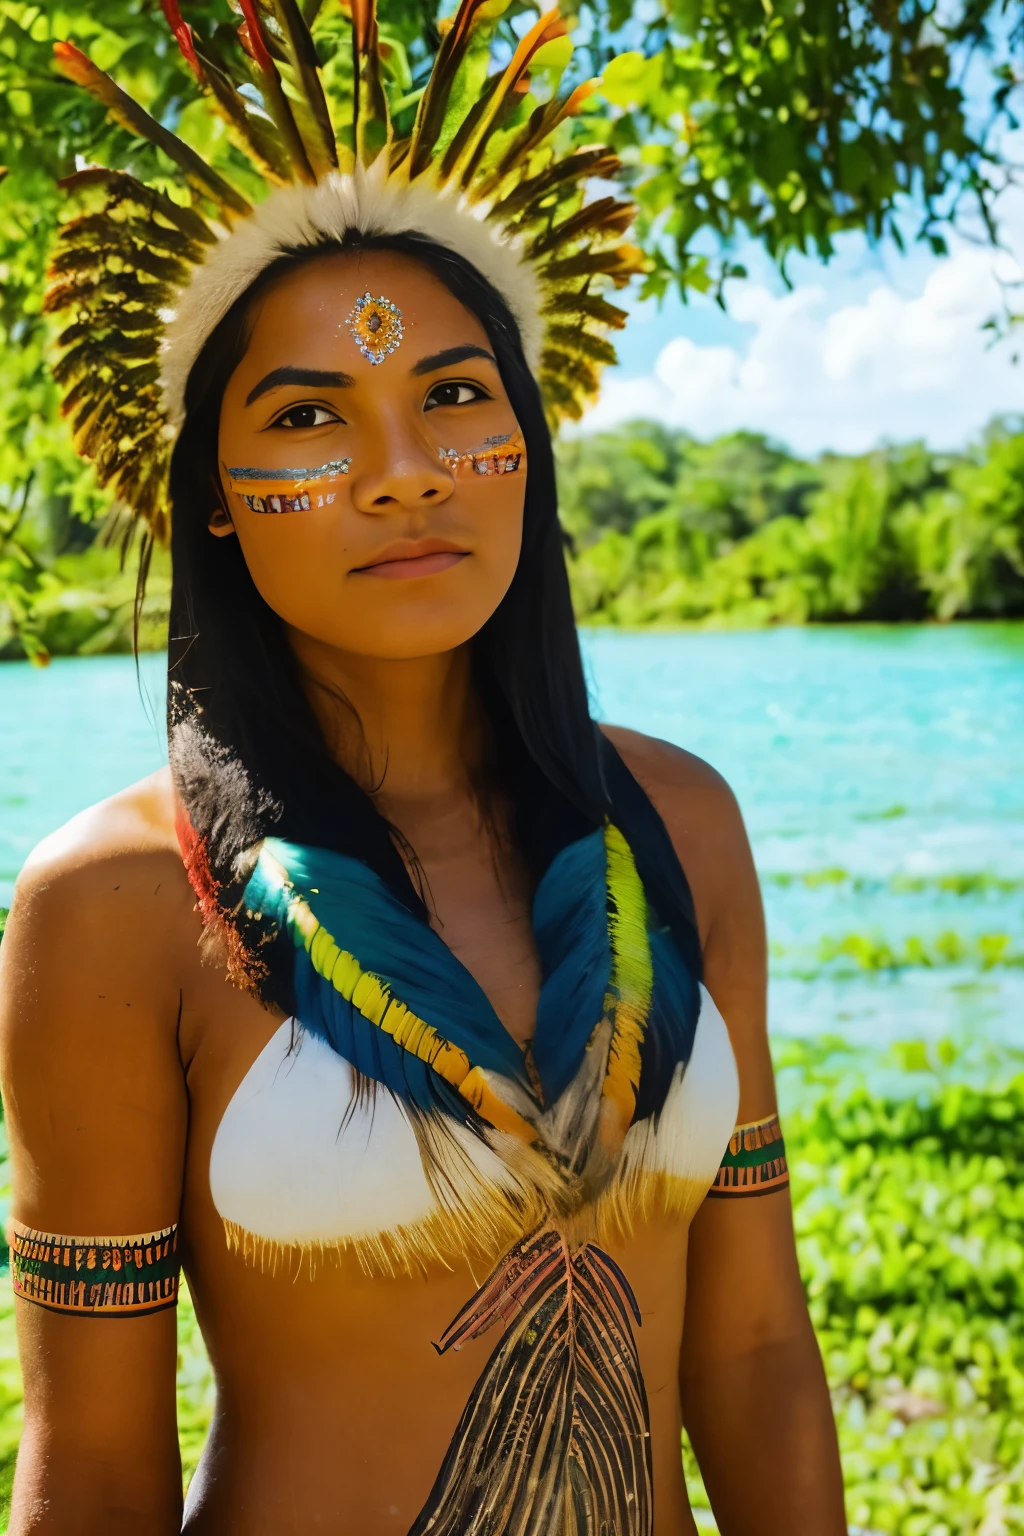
[476,79,601,203]
[350,0,391,167]
[159,0,204,81]
[406,0,496,179]
[52,43,252,219]
[237,0,316,182]
[179,35,296,184]
[266,0,338,175]
[488,146,622,222]
[43,169,215,541]
[445,8,569,192]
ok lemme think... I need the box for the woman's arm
[606,728,847,1536]
[0,806,189,1534]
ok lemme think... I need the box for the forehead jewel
[348,293,404,365]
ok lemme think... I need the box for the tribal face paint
[437,430,525,479]
[213,252,528,663]
[227,458,351,514]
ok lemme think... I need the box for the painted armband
[708,1112,790,1197]
[9,1220,180,1317]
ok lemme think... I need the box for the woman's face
[215,250,526,660]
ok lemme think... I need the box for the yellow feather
[600,824,653,1140]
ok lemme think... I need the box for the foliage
[0,540,170,661]
[562,419,1024,626]
[764,870,1024,897]
[597,0,1019,302]
[685,1045,1024,1534]
[0,0,1021,654]
[793,1054,1024,1536]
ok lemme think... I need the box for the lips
[352,539,468,580]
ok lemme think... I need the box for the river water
[2,625,1022,1063]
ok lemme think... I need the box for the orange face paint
[227,457,351,513]
[437,429,525,479]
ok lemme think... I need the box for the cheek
[226,479,527,658]
[463,475,526,586]
[230,512,344,624]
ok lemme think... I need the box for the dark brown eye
[274,404,338,429]
[425,381,488,410]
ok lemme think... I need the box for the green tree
[913,420,1024,619]
[556,422,688,539]
[666,432,812,545]
[565,421,1024,626]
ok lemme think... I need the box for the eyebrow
[410,345,497,377]
[245,366,356,406]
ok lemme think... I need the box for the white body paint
[210,984,740,1248]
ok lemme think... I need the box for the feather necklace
[177,731,707,1534]
[212,820,701,1534]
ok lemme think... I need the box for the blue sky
[582,134,1024,457]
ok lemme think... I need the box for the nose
[349,417,455,515]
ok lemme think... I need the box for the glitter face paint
[227,458,351,514]
[437,430,525,478]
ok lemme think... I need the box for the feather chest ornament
[193,801,734,1536]
[44,0,647,544]
[169,711,737,1536]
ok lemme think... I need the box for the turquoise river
[2,623,1022,1063]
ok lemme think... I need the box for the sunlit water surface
[2,626,1021,1066]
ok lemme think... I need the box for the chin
[296,606,494,660]
[343,626,482,660]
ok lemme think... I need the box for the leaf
[410,1225,652,1535]
[600,51,662,110]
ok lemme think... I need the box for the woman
[0,3,846,1531]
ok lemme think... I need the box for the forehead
[238,249,489,376]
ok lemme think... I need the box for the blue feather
[244,827,701,1132]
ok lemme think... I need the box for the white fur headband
[159,163,544,429]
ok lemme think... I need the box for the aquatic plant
[815,931,1022,973]
[684,1050,1024,1534]
[762,869,1024,896]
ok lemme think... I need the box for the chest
[199,982,738,1269]
[404,825,542,1048]
[186,822,739,1283]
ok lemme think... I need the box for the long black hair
[167,230,700,1010]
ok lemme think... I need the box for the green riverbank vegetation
[3,419,1024,660]
[560,418,1024,629]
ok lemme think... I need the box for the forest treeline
[559,416,1024,628]
[3,416,1024,659]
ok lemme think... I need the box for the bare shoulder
[603,723,738,811]
[603,724,772,1110]
[1,766,194,1015]
[1,772,193,1238]
[17,766,179,885]
[602,725,750,937]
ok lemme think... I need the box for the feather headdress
[44,0,646,540]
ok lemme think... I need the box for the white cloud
[583,241,1024,455]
